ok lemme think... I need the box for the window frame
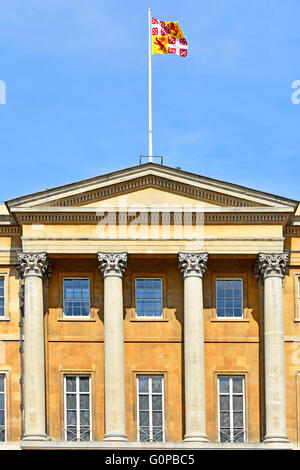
[293,274,300,322]
[0,276,4,319]
[62,277,91,319]
[134,277,164,319]
[217,375,246,443]
[0,374,6,443]
[136,375,165,443]
[0,272,9,321]
[63,374,92,442]
[215,277,244,319]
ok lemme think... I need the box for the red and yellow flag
[152,17,188,56]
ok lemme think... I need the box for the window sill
[130,318,169,322]
[0,318,10,321]
[58,317,96,322]
[210,318,249,323]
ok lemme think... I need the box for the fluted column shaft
[17,252,49,441]
[98,252,128,441]
[256,252,289,443]
[178,252,208,442]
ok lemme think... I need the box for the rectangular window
[298,278,300,319]
[218,376,245,442]
[63,278,90,317]
[216,279,243,318]
[137,375,165,442]
[0,277,4,318]
[135,278,163,318]
[0,375,6,443]
[64,375,91,441]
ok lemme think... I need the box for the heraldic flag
[152,17,188,56]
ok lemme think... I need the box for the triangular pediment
[5,163,298,213]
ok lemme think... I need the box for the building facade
[0,162,300,449]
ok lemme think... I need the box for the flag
[152,17,188,56]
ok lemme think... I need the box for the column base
[103,433,128,442]
[22,433,51,441]
[183,433,209,443]
[263,435,290,444]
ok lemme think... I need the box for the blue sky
[1,0,300,201]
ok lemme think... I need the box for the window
[0,375,6,442]
[137,375,165,442]
[298,278,300,319]
[216,279,243,318]
[64,375,91,441]
[63,278,90,317]
[218,376,245,442]
[135,278,163,318]
[0,277,4,318]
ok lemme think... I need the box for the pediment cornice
[5,163,298,212]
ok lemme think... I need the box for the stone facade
[0,163,300,449]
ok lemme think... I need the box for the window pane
[220,412,230,427]
[80,429,90,441]
[73,302,81,316]
[234,429,245,442]
[139,411,149,426]
[220,429,230,442]
[81,302,90,316]
[219,377,229,393]
[233,412,244,427]
[152,411,162,426]
[80,411,90,426]
[139,427,150,442]
[64,301,73,316]
[219,396,230,411]
[79,377,90,393]
[139,395,149,411]
[80,395,90,410]
[0,376,4,393]
[66,427,77,441]
[152,427,163,442]
[232,377,243,393]
[67,410,77,426]
[233,395,243,411]
[152,395,162,410]
[66,377,76,392]
[66,394,76,409]
[138,377,149,393]
[152,377,162,393]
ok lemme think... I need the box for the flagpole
[148,7,153,161]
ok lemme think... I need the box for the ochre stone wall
[0,249,299,443]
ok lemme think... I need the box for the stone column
[256,252,289,443]
[17,252,50,441]
[98,252,128,441]
[178,252,209,442]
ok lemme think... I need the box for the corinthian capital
[17,252,49,278]
[255,252,289,280]
[98,252,128,278]
[178,252,208,278]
